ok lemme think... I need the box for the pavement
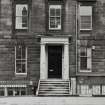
[0,96,105,105]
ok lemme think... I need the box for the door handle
[49,69,54,72]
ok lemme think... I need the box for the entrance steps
[36,80,70,96]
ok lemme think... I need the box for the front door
[48,46,62,78]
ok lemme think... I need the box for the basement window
[79,85,91,96]
[0,88,4,96]
[102,85,105,95]
[8,87,27,96]
[92,85,101,95]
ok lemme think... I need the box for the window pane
[81,16,91,29]
[16,61,26,73]
[56,17,61,28]
[16,5,28,16]
[50,17,56,28]
[16,16,28,29]
[22,64,26,73]
[16,46,26,59]
[16,63,22,73]
[80,57,87,70]
[22,16,28,27]
[22,6,28,16]
[80,6,92,16]
[56,9,60,16]
[22,46,26,59]
[16,46,22,59]
[50,9,55,16]
[80,48,87,56]
[80,51,86,56]
[16,17,22,29]
[22,6,28,28]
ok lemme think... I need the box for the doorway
[48,46,62,78]
[40,37,69,80]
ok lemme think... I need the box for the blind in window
[80,6,92,30]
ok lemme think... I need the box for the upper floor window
[49,5,62,30]
[79,6,92,30]
[15,3,28,30]
[79,47,91,72]
[15,45,27,75]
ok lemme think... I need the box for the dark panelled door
[48,46,62,78]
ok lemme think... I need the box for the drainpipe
[75,2,78,95]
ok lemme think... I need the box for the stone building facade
[0,0,105,96]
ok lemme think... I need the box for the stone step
[39,89,69,92]
[39,88,69,91]
[40,81,69,83]
[40,82,69,84]
[39,91,69,94]
[39,86,69,89]
[37,80,70,96]
[38,94,70,96]
[40,84,69,86]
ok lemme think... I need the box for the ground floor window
[79,47,92,72]
[15,45,27,75]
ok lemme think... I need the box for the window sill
[80,29,92,31]
[76,72,105,76]
[15,28,28,31]
[48,29,62,33]
[79,70,92,72]
[15,73,27,77]
[14,29,28,33]
[49,28,61,30]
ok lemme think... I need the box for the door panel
[48,46,62,78]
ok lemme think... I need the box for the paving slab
[0,97,105,105]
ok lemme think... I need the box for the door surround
[40,37,69,80]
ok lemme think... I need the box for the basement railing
[36,80,40,96]
[69,80,71,95]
